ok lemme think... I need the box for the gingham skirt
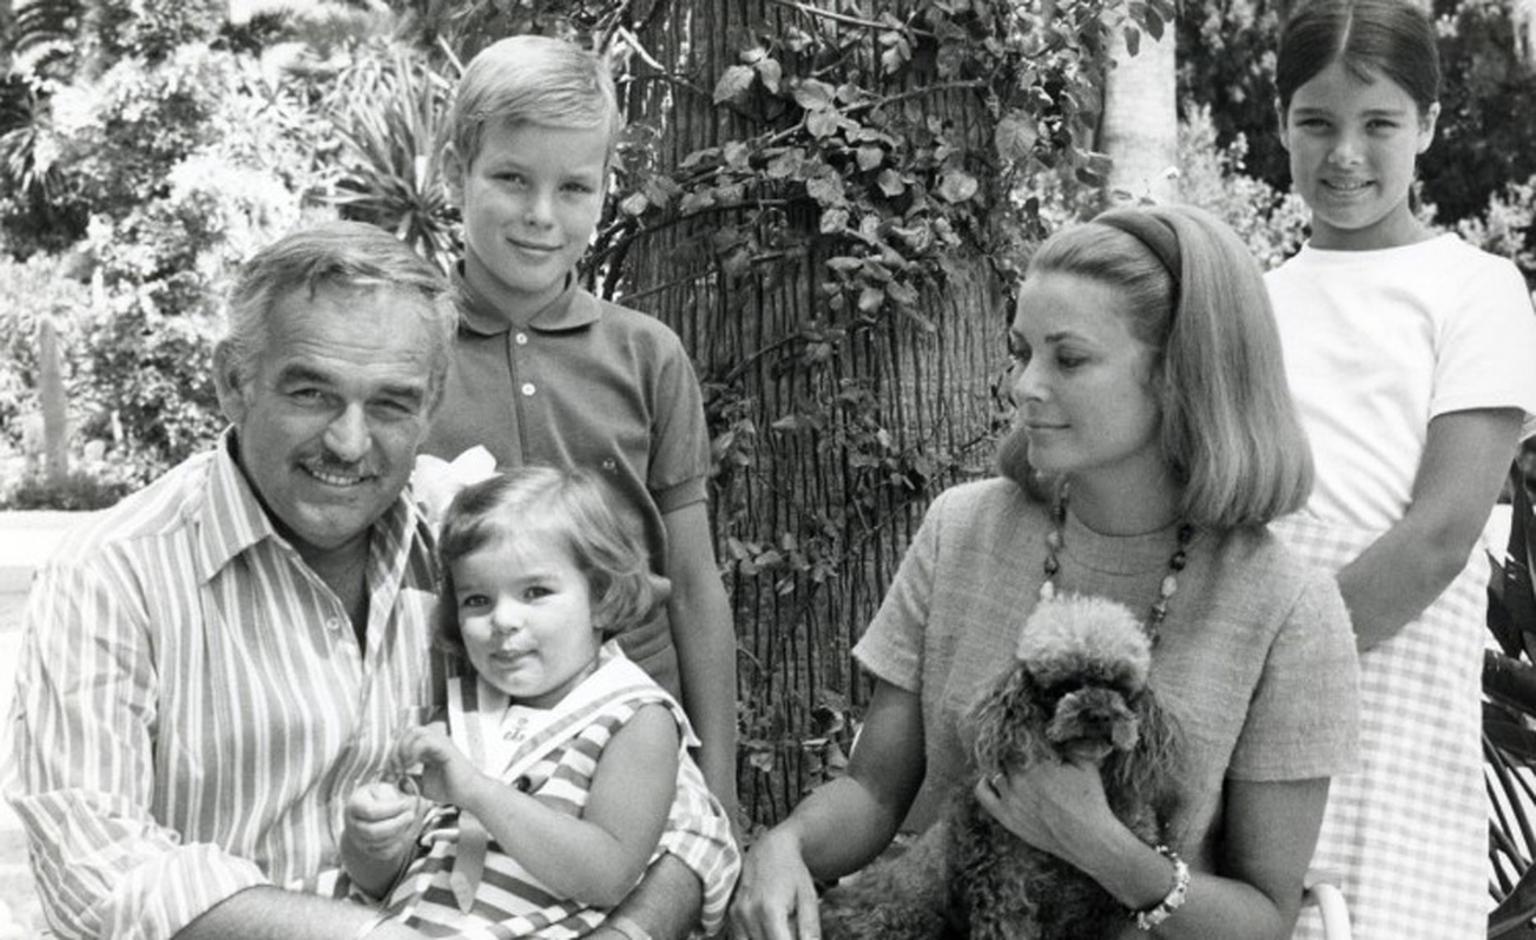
[1275,514,1487,940]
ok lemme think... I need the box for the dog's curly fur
[820,594,1185,940]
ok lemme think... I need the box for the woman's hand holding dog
[730,828,823,940]
[974,757,1119,873]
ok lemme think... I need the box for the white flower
[411,446,498,531]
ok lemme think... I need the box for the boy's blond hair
[447,35,623,168]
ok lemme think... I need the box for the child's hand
[396,723,482,806]
[344,781,420,859]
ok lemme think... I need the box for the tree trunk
[1099,18,1179,205]
[619,0,1006,827]
[38,318,69,484]
[1519,0,1536,64]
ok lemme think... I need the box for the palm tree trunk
[1099,20,1179,205]
[38,318,69,484]
[619,0,1006,827]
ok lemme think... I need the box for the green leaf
[806,174,846,207]
[766,148,804,179]
[755,57,783,94]
[995,112,1039,161]
[877,169,907,196]
[858,285,885,313]
[806,109,840,139]
[724,141,751,169]
[856,145,884,171]
[619,191,649,216]
[793,79,837,111]
[713,65,756,104]
[1124,26,1140,57]
[679,188,718,214]
[642,177,678,208]
[936,168,979,203]
[819,207,850,234]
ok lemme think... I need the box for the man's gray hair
[223,221,457,402]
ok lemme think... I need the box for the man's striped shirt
[4,434,443,940]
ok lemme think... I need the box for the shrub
[1177,104,1309,270]
[0,252,92,452]
[45,42,341,479]
[0,468,134,511]
[1456,175,1536,287]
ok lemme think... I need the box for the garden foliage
[1484,460,1536,936]
[593,0,1173,825]
[2,0,1535,847]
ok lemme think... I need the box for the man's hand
[730,829,822,940]
[343,782,420,859]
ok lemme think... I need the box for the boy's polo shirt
[423,273,712,699]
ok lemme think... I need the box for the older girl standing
[1268,2,1536,936]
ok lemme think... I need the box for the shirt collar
[192,429,430,585]
[454,267,602,336]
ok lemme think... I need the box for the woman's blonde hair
[998,204,1312,529]
[435,466,663,653]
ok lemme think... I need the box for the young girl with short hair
[1268,1,1536,936]
[341,466,739,938]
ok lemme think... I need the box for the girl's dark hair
[434,466,664,656]
[1276,0,1440,117]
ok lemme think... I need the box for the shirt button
[602,458,617,471]
[325,617,344,632]
[521,383,536,396]
[514,332,529,345]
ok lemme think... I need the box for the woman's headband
[1095,211,1183,293]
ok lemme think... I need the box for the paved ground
[1,511,88,938]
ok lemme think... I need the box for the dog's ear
[970,664,1051,775]
[1106,687,1185,820]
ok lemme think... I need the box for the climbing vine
[428,0,1171,824]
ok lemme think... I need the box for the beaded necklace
[1038,485,1195,645]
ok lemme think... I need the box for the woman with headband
[730,204,1360,940]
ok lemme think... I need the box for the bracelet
[605,913,655,940]
[1131,844,1190,931]
[351,908,393,940]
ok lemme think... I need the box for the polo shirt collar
[193,429,425,584]
[455,267,602,336]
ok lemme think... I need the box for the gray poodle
[820,595,1185,939]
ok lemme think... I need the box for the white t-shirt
[1266,233,1536,531]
